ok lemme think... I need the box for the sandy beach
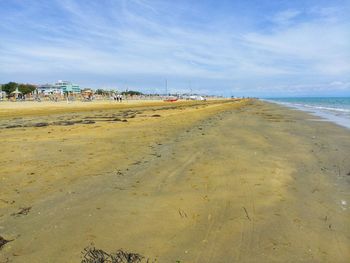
[0,99,349,262]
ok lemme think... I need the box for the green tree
[122,90,143,96]
[95,89,105,95]
[1,82,18,95]
[18,84,36,95]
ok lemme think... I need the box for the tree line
[95,89,143,96]
[1,82,144,97]
[1,82,36,95]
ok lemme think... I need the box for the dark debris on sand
[0,235,12,250]
[82,120,96,124]
[81,247,155,263]
[5,124,22,129]
[33,122,49,127]
[11,207,31,217]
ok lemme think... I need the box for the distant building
[0,90,6,100]
[37,81,81,95]
[37,84,62,95]
[55,80,81,93]
[182,95,206,101]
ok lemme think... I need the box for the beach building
[182,95,206,101]
[0,85,4,100]
[55,80,81,94]
[37,84,63,95]
[37,81,81,95]
[81,88,94,100]
[0,90,6,100]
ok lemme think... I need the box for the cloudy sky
[1,0,350,97]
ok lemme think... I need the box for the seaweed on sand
[81,247,153,263]
[11,207,31,217]
[0,235,12,250]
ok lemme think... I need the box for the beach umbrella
[11,88,22,94]
[11,88,22,98]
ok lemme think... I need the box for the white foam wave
[265,99,350,129]
[295,104,350,113]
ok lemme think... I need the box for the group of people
[113,94,123,102]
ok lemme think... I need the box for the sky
[1,0,350,97]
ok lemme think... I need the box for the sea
[265,97,350,129]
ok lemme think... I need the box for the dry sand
[0,99,349,262]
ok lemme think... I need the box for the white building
[37,84,63,95]
[55,80,81,93]
[37,81,81,95]
[0,90,6,100]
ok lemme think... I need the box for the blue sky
[1,0,350,97]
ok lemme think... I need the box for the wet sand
[0,99,349,262]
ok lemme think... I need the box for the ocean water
[266,97,350,129]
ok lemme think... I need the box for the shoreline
[264,98,350,129]
[0,99,349,262]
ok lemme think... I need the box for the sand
[0,99,349,262]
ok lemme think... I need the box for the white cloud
[0,1,349,96]
[243,15,350,76]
